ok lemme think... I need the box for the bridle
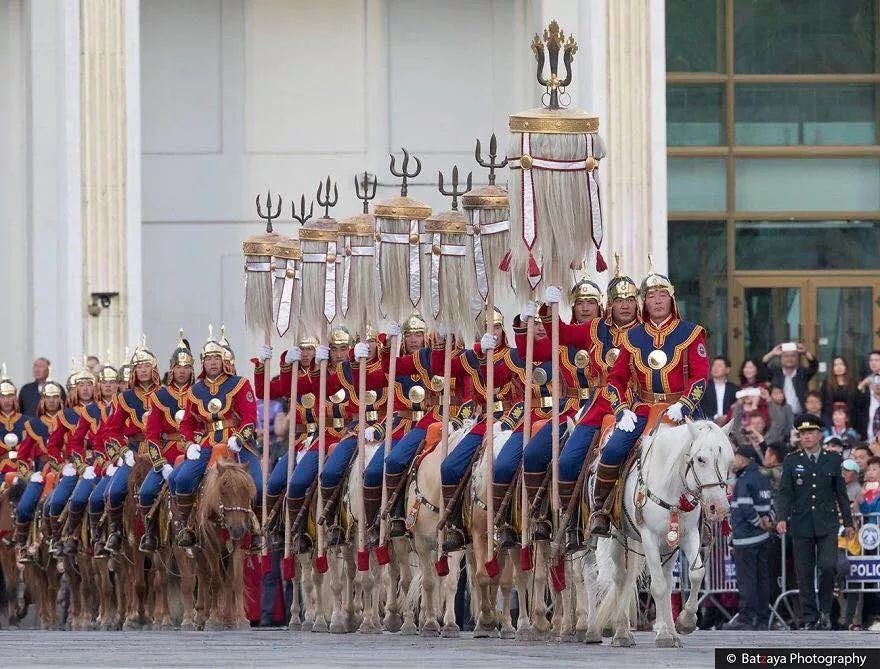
[216,502,253,530]
[680,450,727,508]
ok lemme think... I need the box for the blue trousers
[493,431,524,485]
[386,427,427,476]
[267,453,290,497]
[69,476,98,513]
[138,468,166,507]
[16,479,44,523]
[48,474,78,516]
[363,438,402,488]
[107,463,131,508]
[173,446,263,500]
[440,432,484,486]
[600,416,648,466]
[320,437,358,488]
[287,450,318,499]
[88,475,110,513]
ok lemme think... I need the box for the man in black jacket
[698,356,739,422]
[762,343,818,415]
[776,414,854,630]
[18,357,64,418]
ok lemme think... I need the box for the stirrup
[532,519,552,541]
[177,527,197,548]
[588,511,611,538]
[497,525,518,549]
[442,526,467,554]
[325,526,345,547]
[139,533,159,553]
[291,532,312,555]
[388,517,408,539]
[564,526,584,555]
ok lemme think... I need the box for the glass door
[731,274,880,381]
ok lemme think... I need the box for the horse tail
[593,538,644,632]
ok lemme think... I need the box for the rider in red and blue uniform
[589,260,709,538]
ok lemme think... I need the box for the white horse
[591,419,734,648]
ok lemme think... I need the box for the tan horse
[0,479,29,628]
[195,459,258,630]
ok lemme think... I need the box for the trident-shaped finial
[613,252,622,279]
[316,177,338,219]
[438,166,472,212]
[355,172,378,214]
[255,189,282,233]
[208,323,215,341]
[475,134,508,186]
[531,20,578,110]
[389,148,421,197]
[647,253,655,274]
[292,194,314,226]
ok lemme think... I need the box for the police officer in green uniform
[775,413,855,630]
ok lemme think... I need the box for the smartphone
[780,342,798,353]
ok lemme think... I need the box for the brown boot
[493,482,517,548]
[524,471,551,540]
[174,493,198,548]
[285,496,311,554]
[48,514,64,556]
[588,463,620,539]
[104,504,125,553]
[317,485,339,527]
[382,471,407,537]
[558,480,583,553]
[138,504,158,553]
[12,519,30,548]
[63,507,86,555]
[440,483,467,553]
[89,510,108,556]
[363,485,382,546]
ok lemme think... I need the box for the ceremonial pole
[275,198,309,581]
[246,190,282,572]
[339,172,379,571]
[520,308,535,565]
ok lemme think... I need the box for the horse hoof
[312,619,329,634]
[581,628,602,644]
[287,621,302,632]
[400,621,418,636]
[675,611,697,635]
[383,612,403,633]
[358,621,380,635]
[655,633,682,648]
[204,619,224,632]
[611,634,635,647]
[558,631,577,643]
[122,620,140,632]
[441,623,460,639]
[500,625,516,640]
[329,622,347,634]
[180,620,196,631]
[300,620,313,632]
[602,626,613,638]
[515,626,533,642]
[420,620,441,637]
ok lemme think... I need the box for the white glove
[480,333,497,351]
[386,323,401,338]
[116,456,124,467]
[161,463,174,481]
[30,471,43,484]
[257,344,272,362]
[354,342,370,361]
[82,465,97,480]
[186,443,201,460]
[61,463,76,477]
[287,346,302,363]
[665,402,685,423]
[316,345,330,362]
[617,409,637,433]
[7,450,16,461]
[124,450,136,467]
[543,285,563,305]
[365,426,378,442]
[521,301,537,320]
[227,436,242,453]
[106,464,118,477]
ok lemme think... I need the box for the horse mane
[196,460,256,527]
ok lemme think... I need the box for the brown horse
[0,479,29,628]
[194,459,257,630]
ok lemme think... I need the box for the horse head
[683,419,735,522]
[199,460,256,542]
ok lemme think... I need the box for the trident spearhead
[292,194,314,226]
[389,148,421,197]
[256,189,282,233]
[316,176,338,219]
[354,171,378,214]
[438,165,472,212]
[532,20,578,110]
[475,133,508,186]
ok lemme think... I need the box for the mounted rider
[588,258,709,538]
[137,331,195,552]
[172,326,259,548]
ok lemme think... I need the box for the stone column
[80,0,141,360]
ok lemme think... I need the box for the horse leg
[600,539,636,647]
[417,537,440,637]
[675,526,703,635]
[382,540,404,633]
[498,550,516,639]
[311,561,329,633]
[343,548,360,632]
[643,534,681,648]
[232,549,248,629]
[512,547,532,639]
[582,547,602,643]
[526,542,551,640]
[390,537,416,636]
[328,551,347,634]
[298,554,315,631]
[440,551,461,638]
